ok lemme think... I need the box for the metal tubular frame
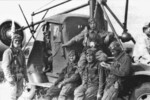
[32,0,72,16]
[99,2,124,50]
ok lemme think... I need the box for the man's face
[69,54,76,62]
[89,21,96,30]
[110,46,121,57]
[86,54,94,63]
[110,48,118,56]
[144,27,150,37]
[45,32,50,39]
[13,39,22,48]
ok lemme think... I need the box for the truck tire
[130,82,150,100]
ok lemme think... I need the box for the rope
[23,36,33,52]
[94,1,98,19]
[33,0,56,12]
[52,42,61,57]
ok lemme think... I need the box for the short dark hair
[88,18,96,24]
[11,34,23,41]
[143,23,150,32]
[109,41,122,52]
[86,48,96,55]
[68,50,76,56]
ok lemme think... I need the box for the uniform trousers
[101,81,119,100]
[45,83,77,100]
[74,84,98,100]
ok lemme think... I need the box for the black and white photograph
[0,0,150,100]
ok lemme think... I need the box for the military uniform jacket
[78,53,105,96]
[106,51,132,89]
[63,27,114,55]
[1,48,28,82]
[54,62,81,85]
[63,27,104,50]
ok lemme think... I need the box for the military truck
[0,0,150,100]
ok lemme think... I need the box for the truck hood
[132,63,150,75]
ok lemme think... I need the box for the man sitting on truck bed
[100,41,132,100]
[43,50,81,100]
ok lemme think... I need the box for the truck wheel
[130,82,150,100]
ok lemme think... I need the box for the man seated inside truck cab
[42,50,81,100]
[43,25,53,72]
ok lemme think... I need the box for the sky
[0,0,88,41]
[0,0,150,43]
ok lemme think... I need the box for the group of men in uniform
[41,18,132,100]
[2,16,150,100]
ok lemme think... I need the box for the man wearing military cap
[100,41,132,100]
[43,50,81,100]
[74,48,106,100]
[1,33,28,100]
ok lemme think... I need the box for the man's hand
[97,93,102,100]
[62,44,67,48]
[100,62,111,69]
[58,80,68,88]
[17,73,23,81]
[100,62,107,66]
[9,80,16,86]
[58,83,63,88]
[8,76,16,86]
[61,80,67,86]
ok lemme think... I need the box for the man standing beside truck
[1,33,28,100]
